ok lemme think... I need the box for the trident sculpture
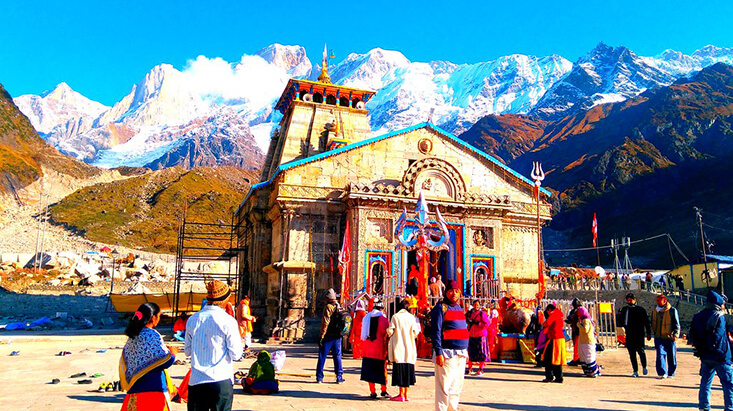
[394,191,450,307]
[531,162,546,300]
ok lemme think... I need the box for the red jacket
[543,308,565,340]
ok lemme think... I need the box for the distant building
[234,51,551,340]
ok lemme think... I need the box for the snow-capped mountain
[14,82,109,151]
[12,42,733,170]
[321,49,572,134]
[531,43,676,118]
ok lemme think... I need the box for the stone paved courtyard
[0,332,724,410]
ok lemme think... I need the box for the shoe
[668,374,675,378]
[78,379,93,384]
[316,379,323,384]
[113,381,121,391]
[50,378,60,384]
[631,372,638,377]
[476,370,484,376]
[643,368,648,376]
[97,383,106,392]
[553,379,564,383]
[658,374,668,379]
[90,373,104,378]
[465,368,471,375]
[369,392,377,399]
[57,351,71,356]
[336,377,346,384]
[390,396,406,402]
[70,372,87,378]
[380,391,390,398]
[541,378,553,383]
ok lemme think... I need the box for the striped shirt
[185,304,243,386]
[430,301,469,356]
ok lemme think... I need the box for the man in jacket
[316,288,345,384]
[431,279,469,411]
[618,292,651,377]
[689,290,733,411]
[651,294,680,378]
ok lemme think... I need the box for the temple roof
[236,122,551,215]
[274,78,376,114]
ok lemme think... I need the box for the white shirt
[185,304,243,386]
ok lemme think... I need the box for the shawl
[119,327,172,391]
[248,350,276,383]
[361,309,386,341]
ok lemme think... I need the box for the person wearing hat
[387,296,421,402]
[430,279,469,411]
[690,290,733,411]
[651,294,680,379]
[316,288,345,384]
[185,280,243,411]
[618,292,652,377]
[360,298,390,399]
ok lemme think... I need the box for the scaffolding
[172,214,243,319]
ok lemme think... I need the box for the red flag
[338,219,351,304]
[592,213,598,248]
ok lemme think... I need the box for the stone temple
[234,52,551,340]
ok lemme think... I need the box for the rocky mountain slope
[462,63,733,266]
[49,166,256,253]
[0,82,102,198]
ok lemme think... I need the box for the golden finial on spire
[318,43,332,84]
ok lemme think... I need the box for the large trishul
[531,162,546,300]
[394,191,450,307]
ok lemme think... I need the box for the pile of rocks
[0,251,176,287]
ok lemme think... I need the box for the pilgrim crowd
[116,275,733,411]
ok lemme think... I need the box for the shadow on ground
[472,403,627,411]
[68,394,125,404]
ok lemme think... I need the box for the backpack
[329,305,352,337]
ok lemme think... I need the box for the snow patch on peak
[255,44,312,77]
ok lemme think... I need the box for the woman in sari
[242,350,279,394]
[360,298,389,399]
[466,300,490,375]
[119,302,177,410]
[577,307,601,377]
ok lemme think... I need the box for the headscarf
[119,327,172,391]
[248,350,276,383]
[577,306,593,324]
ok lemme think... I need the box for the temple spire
[317,43,332,84]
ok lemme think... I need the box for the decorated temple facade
[234,49,551,340]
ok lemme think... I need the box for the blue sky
[1,0,731,105]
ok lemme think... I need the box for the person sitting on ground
[120,302,178,410]
[242,350,279,395]
[173,313,189,342]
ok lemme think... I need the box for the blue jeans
[654,338,677,376]
[699,360,733,411]
[316,338,343,381]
